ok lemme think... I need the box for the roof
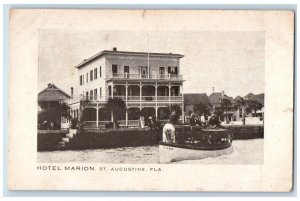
[183,93,211,106]
[250,93,265,106]
[75,50,185,69]
[38,84,71,102]
[234,96,243,101]
[209,92,234,107]
[244,93,255,99]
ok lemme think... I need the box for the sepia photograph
[37,30,265,164]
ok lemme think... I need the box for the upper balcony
[106,73,183,81]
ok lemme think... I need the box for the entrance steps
[57,129,77,150]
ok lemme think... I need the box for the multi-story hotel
[69,47,184,128]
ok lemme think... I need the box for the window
[159,67,165,75]
[90,90,93,100]
[112,64,118,74]
[94,68,97,79]
[99,87,102,98]
[86,91,89,100]
[86,73,88,83]
[90,70,93,81]
[80,75,82,85]
[94,89,97,100]
[124,66,129,74]
[100,66,102,77]
[168,66,178,74]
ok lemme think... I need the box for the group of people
[162,112,224,144]
[145,116,162,131]
[189,112,224,128]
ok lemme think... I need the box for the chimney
[113,47,117,51]
[48,83,52,88]
[71,87,74,98]
[221,91,225,97]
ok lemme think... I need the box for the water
[38,139,263,164]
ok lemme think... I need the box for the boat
[159,126,233,163]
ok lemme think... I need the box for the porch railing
[68,95,183,104]
[141,96,156,101]
[127,96,140,101]
[108,73,182,80]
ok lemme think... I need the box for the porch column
[125,82,128,102]
[168,82,171,103]
[155,106,158,119]
[182,85,184,123]
[111,111,114,122]
[155,83,158,101]
[126,109,128,126]
[96,103,99,127]
[140,82,142,108]
[111,83,114,98]
[155,83,158,118]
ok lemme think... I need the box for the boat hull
[159,142,233,163]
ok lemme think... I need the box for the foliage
[38,101,71,130]
[221,98,232,110]
[70,118,78,129]
[235,98,263,124]
[77,98,91,132]
[220,98,232,123]
[59,102,72,119]
[194,102,210,116]
[105,97,126,124]
[246,99,263,114]
[167,104,182,124]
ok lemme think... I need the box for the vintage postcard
[8,9,294,191]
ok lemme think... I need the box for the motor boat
[159,125,233,163]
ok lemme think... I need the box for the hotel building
[69,48,185,128]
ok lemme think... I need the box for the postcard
[8,9,294,191]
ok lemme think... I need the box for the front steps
[57,129,77,150]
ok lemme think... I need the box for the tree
[246,99,263,117]
[235,98,263,124]
[194,103,210,119]
[105,97,126,127]
[77,98,90,132]
[59,101,71,119]
[38,101,71,129]
[235,98,247,125]
[168,104,182,124]
[221,98,232,124]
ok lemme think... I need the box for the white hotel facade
[69,48,185,128]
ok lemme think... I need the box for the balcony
[107,73,183,80]
[67,95,183,105]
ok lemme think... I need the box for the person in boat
[148,116,154,130]
[208,112,224,128]
[162,115,177,143]
[189,113,203,127]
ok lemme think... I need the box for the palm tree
[246,99,263,117]
[167,104,182,124]
[77,98,90,132]
[194,102,210,120]
[59,101,71,119]
[221,98,232,123]
[105,97,126,127]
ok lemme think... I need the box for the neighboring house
[209,91,236,122]
[69,47,185,127]
[183,93,211,121]
[38,83,71,129]
[245,93,264,118]
[231,93,264,124]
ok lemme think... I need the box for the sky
[38,30,265,98]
